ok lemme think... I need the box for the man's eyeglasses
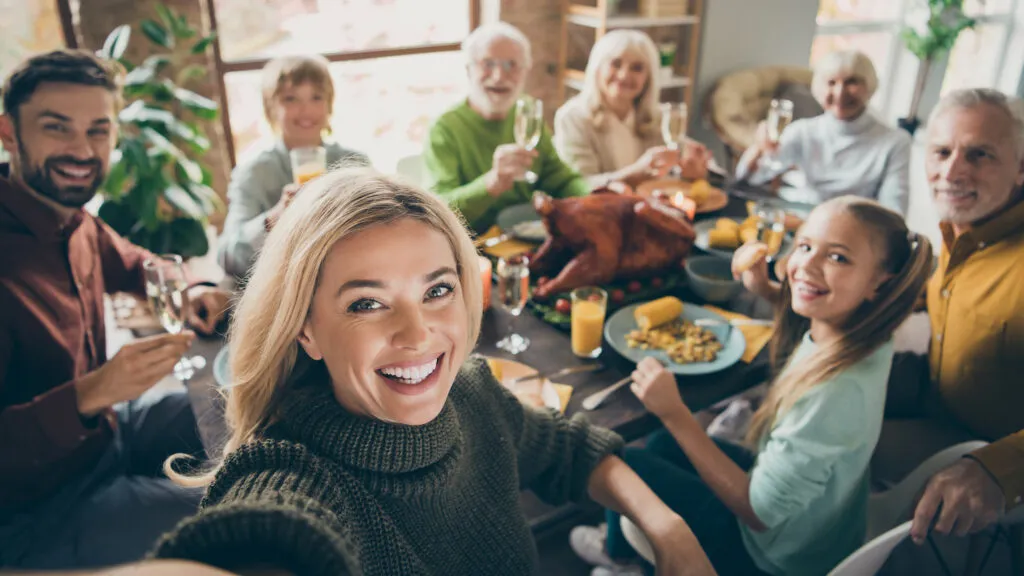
[474,59,522,74]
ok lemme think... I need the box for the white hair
[461,22,532,68]
[581,30,661,138]
[930,88,1024,160]
[811,50,879,103]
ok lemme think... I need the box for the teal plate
[603,302,747,375]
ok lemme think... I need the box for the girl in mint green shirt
[574,196,934,575]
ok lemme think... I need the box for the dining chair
[396,154,425,186]
[619,440,992,574]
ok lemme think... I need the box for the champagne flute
[764,99,794,172]
[660,102,688,177]
[495,254,531,355]
[290,145,327,185]
[660,102,688,151]
[143,254,194,381]
[514,96,543,184]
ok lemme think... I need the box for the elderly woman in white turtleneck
[736,50,911,215]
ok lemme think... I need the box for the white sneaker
[570,523,613,566]
[591,565,645,576]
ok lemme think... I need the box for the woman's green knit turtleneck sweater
[152,356,623,575]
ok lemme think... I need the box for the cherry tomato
[555,298,571,314]
[651,277,664,289]
[627,280,643,293]
[587,293,603,302]
[611,289,625,303]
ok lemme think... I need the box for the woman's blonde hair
[746,196,932,444]
[168,168,483,486]
[581,30,661,138]
[261,54,335,130]
[811,49,879,104]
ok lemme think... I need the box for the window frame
[812,0,1021,122]
[204,0,481,167]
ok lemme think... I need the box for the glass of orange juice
[571,287,607,358]
[479,256,492,310]
[290,146,327,185]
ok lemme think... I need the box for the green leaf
[177,64,208,85]
[102,148,130,197]
[177,14,197,39]
[164,185,204,219]
[97,199,137,236]
[119,100,176,126]
[175,155,204,184]
[186,183,223,214]
[173,87,218,119]
[191,33,217,54]
[140,19,173,49]
[100,25,132,60]
[120,136,152,178]
[169,217,209,258]
[154,4,177,35]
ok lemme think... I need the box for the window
[210,0,478,169]
[941,0,1020,95]
[0,0,72,159]
[813,0,1023,122]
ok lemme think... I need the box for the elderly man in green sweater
[424,22,591,233]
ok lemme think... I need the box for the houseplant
[97,3,222,258]
[899,0,975,135]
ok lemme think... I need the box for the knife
[508,363,603,385]
[477,232,511,249]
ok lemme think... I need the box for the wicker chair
[705,66,818,171]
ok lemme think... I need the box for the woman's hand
[632,146,679,179]
[265,183,302,231]
[753,121,780,155]
[631,357,689,421]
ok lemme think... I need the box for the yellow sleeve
[969,430,1024,509]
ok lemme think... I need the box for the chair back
[396,154,425,186]
[867,441,988,539]
[829,521,912,576]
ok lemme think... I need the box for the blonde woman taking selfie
[62,169,715,576]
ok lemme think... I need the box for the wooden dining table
[181,188,776,539]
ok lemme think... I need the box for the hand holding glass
[495,255,531,355]
[290,146,327,185]
[754,202,786,257]
[763,99,793,172]
[514,97,543,184]
[143,254,194,381]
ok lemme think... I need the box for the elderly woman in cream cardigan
[554,30,711,189]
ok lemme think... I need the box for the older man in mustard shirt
[875,88,1024,550]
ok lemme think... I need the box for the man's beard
[17,142,105,209]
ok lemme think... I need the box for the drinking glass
[660,102,688,151]
[495,255,531,355]
[514,96,543,184]
[571,287,607,358]
[479,255,493,311]
[754,202,787,257]
[764,99,794,171]
[290,146,327,185]
[143,254,194,381]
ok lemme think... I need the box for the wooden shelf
[558,0,705,109]
[567,13,700,29]
[563,70,691,92]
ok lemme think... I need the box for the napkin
[479,226,534,259]
[553,383,572,413]
[702,305,774,364]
